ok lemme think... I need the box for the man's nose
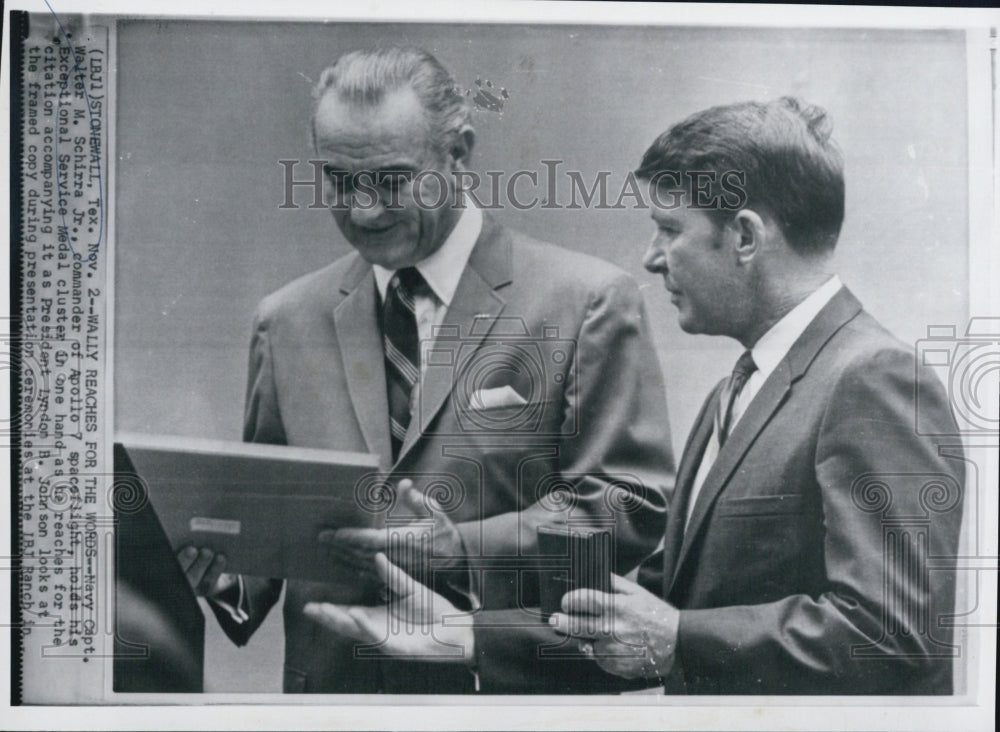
[348,193,386,227]
[643,242,667,273]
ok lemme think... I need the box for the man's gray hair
[312,47,472,156]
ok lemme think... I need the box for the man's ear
[732,209,766,265]
[449,126,475,168]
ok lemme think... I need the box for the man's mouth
[356,223,397,235]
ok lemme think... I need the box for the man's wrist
[645,607,679,680]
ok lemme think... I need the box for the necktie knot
[391,267,427,298]
[732,350,757,381]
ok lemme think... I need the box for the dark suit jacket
[211,214,675,693]
[639,287,964,694]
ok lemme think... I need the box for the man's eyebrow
[652,211,681,225]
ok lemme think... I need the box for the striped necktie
[716,350,757,447]
[382,267,428,461]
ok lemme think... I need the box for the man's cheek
[413,174,448,209]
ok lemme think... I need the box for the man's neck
[739,268,836,349]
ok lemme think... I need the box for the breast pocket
[456,399,561,436]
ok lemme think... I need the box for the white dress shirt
[684,275,843,528]
[373,202,483,373]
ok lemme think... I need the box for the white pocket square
[469,386,528,410]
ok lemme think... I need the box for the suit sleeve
[470,272,675,692]
[243,309,288,447]
[675,347,964,694]
[212,311,286,646]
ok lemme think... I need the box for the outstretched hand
[304,552,473,663]
[318,479,464,579]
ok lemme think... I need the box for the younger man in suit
[552,97,965,694]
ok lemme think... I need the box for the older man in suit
[551,97,965,694]
[180,47,673,694]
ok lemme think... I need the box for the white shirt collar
[373,202,483,307]
[750,275,843,382]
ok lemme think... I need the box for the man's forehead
[649,189,695,219]
[318,139,424,171]
[315,85,431,139]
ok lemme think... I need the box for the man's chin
[676,315,702,335]
[352,242,414,270]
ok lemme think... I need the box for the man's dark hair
[636,97,845,253]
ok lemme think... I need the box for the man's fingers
[201,553,228,594]
[177,546,198,573]
[608,572,641,595]
[549,618,639,678]
[333,545,379,571]
[559,589,616,637]
[397,479,451,518]
[592,655,636,680]
[316,529,338,545]
[375,552,419,599]
[549,612,570,636]
[561,588,610,615]
[303,602,357,637]
[187,548,215,585]
[548,612,599,639]
[303,602,373,642]
[399,480,435,515]
[346,606,386,640]
[321,527,385,551]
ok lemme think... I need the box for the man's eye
[324,170,351,192]
[379,174,411,193]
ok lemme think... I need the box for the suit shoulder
[253,253,359,325]
[505,228,638,297]
[816,307,933,413]
[815,305,961,464]
[829,309,915,374]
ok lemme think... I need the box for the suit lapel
[660,384,721,594]
[670,363,792,587]
[398,214,512,463]
[668,286,864,591]
[333,255,393,469]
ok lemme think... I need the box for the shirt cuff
[207,574,249,624]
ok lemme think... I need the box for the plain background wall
[113,21,969,691]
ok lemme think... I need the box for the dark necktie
[382,267,428,460]
[716,350,757,447]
